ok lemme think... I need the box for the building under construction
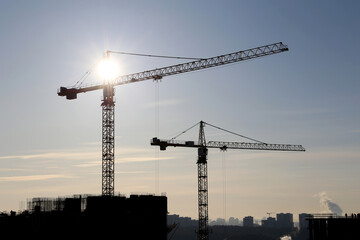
[308,214,360,240]
[0,194,167,239]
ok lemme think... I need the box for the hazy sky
[0,1,359,222]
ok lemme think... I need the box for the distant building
[262,217,276,228]
[229,217,240,226]
[243,216,254,227]
[167,214,197,227]
[276,213,294,228]
[299,213,313,230]
[217,218,226,225]
[209,218,227,226]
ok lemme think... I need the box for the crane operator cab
[197,147,208,164]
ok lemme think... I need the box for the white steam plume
[318,191,343,216]
[280,236,291,240]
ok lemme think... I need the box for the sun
[97,57,120,82]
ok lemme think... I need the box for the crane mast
[57,42,288,198]
[102,84,115,196]
[151,121,305,240]
[197,121,209,240]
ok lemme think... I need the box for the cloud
[0,146,152,162]
[0,174,71,182]
[116,156,176,163]
[0,168,30,172]
[81,141,101,146]
[115,171,149,174]
[74,161,101,168]
[270,108,334,116]
[0,151,98,161]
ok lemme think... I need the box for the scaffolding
[27,195,88,213]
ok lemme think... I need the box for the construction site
[0,38,358,240]
[56,43,306,240]
[0,194,167,239]
[2,2,360,240]
[0,43,308,240]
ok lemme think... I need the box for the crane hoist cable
[154,80,160,194]
[222,150,227,228]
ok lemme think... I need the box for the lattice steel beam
[101,85,115,196]
[57,42,288,99]
[197,121,209,240]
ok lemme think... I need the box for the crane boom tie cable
[71,62,97,88]
[72,51,204,88]
[170,122,200,141]
[107,50,205,61]
[169,121,267,145]
[204,122,267,144]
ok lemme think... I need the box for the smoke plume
[280,236,291,240]
[318,191,343,216]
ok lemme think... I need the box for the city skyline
[0,1,359,221]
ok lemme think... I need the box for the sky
[0,0,359,222]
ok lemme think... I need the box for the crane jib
[57,42,288,100]
[150,138,305,152]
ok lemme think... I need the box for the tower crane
[151,121,305,240]
[57,42,288,196]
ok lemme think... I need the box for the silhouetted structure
[262,217,277,228]
[277,213,294,228]
[308,213,360,240]
[151,120,304,240]
[243,216,254,227]
[0,194,167,239]
[299,213,313,230]
[57,42,289,199]
[228,217,240,226]
[261,213,295,230]
[168,214,197,227]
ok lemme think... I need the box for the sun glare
[97,58,120,82]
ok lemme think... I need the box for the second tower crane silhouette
[151,121,305,240]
